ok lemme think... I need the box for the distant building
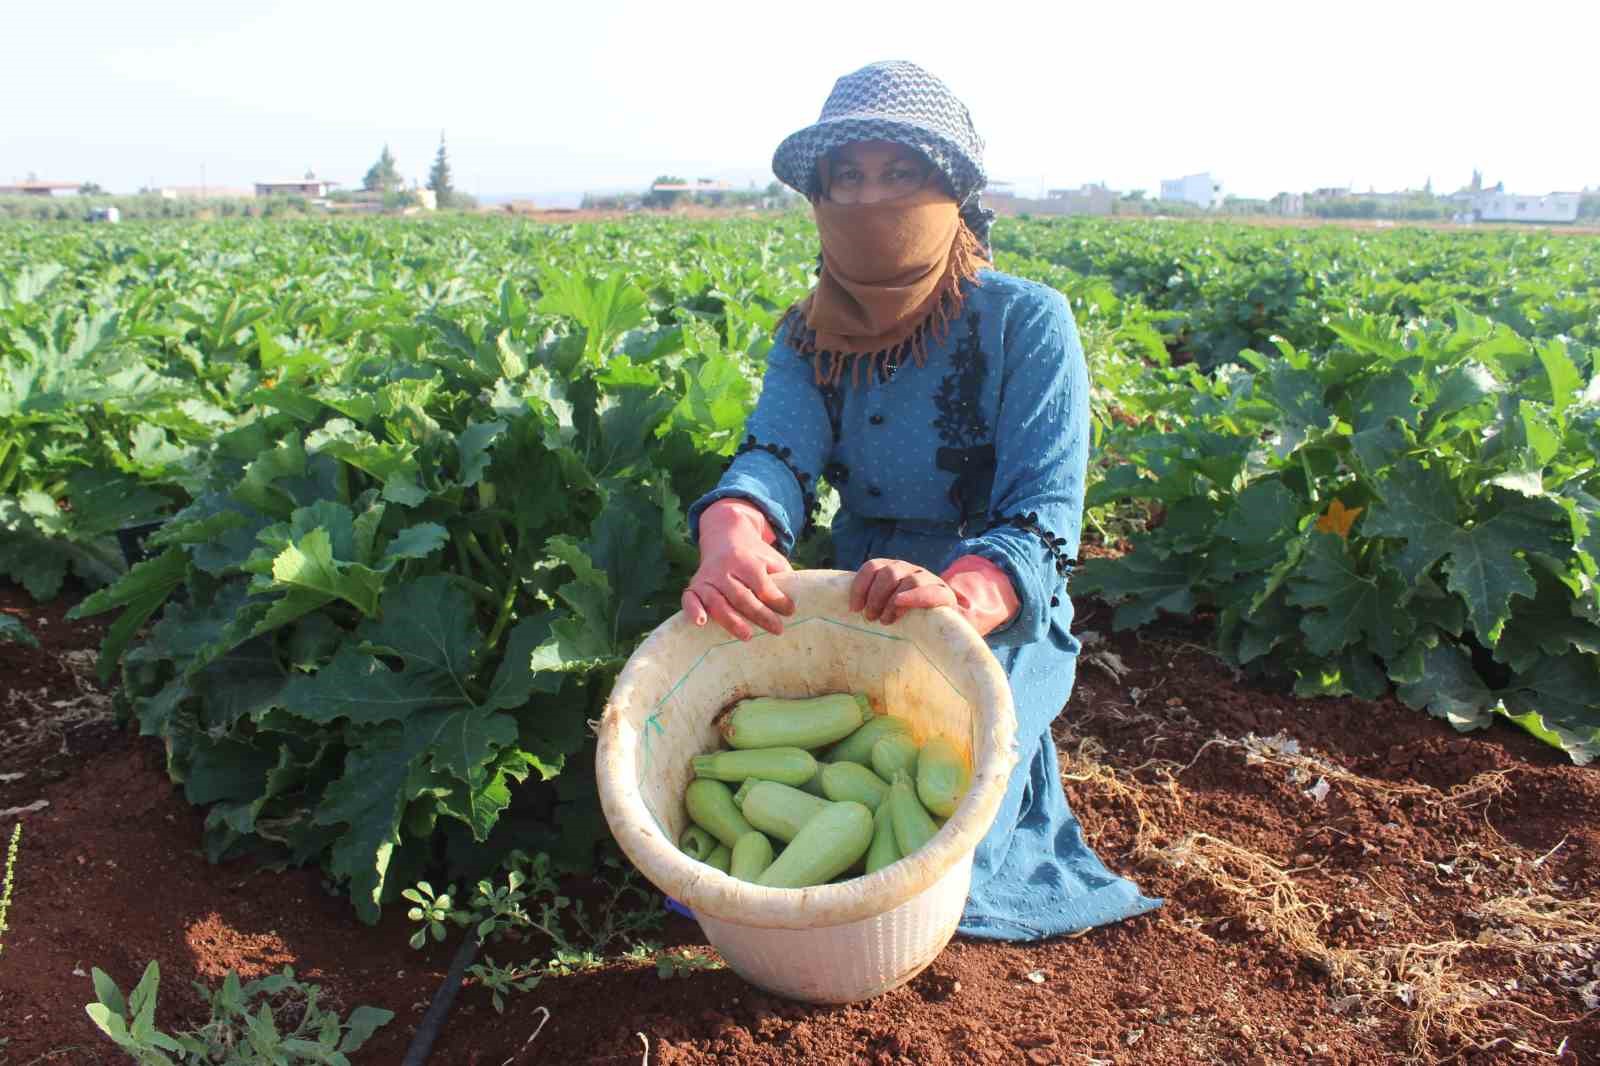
[159,185,256,200]
[255,178,338,198]
[1309,186,1352,199]
[1160,172,1223,209]
[650,179,735,195]
[985,182,1120,218]
[1045,183,1117,215]
[1271,192,1305,216]
[0,181,81,197]
[1449,175,1581,223]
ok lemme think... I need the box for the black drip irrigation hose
[400,931,482,1066]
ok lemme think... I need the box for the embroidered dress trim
[727,435,819,536]
[988,511,1075,608]
[993,511,1075,577]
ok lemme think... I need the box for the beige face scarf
[784,186,989,386]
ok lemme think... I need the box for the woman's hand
[849,558,958,626]
[850,556,1021,635]
[681,499,796,641]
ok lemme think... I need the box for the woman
[681,60,1161,940]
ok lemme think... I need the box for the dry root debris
[1057,716,1598,1065]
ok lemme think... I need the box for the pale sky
[7,0,1597,205]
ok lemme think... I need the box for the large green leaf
[1363,459,1461,586]
[68,547,189,681]
[1074,551,1206,630]
[1284,533,1411,658]
[315,708,455,923]
[1395,641,1496,730]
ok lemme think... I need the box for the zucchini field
[1,214,1596,1064]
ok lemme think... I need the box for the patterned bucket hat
[773,61,987,207]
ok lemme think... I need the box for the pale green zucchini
[719,693,872,750]
[865,797,901,873]
[870,734,920,781]
[691,746,816,787]
[729,830,775,881]
[819,761,891,810]
[915,734,971,818]
[824,714,912,766]
[736,779,828,842]
[685,778,755,849]
[706,843,732,873]
[798,765,829,797]
[756,801,874,888]
[679,825,717,863]
[888,771,939,857]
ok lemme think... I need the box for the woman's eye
[888,169,923,185]
[835,169,863,184]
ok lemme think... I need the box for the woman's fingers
[861,565,908,622]
[681,588,708,627]
[718,574,787,636]
[749,556,796,617]
[848,562,884,613]
[883,581,955,624]
[696,584,754,642]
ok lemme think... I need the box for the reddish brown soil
[2,583,1596,1065]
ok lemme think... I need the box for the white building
[255,178,338,198]
[1160,172,1223,209]
[1461,190,1580,223]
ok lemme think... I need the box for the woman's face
[819,141,935,205]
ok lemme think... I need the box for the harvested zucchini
[797,765,829,798]
[888,771,939,856]
[706,843,732,873]
[736,779,828,842]
[729,830,775,881]
[819,761,891,810]
[915,735,971,818]
[679,825,717,863]
[691,747,816,787]
[825,714,912,766]
[865,797,900,873]
[720,693,872,750]
[756,801,874,888]
[685,779,755,849]
[870,734,920,781]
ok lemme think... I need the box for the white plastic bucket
[595,570,1017,1003]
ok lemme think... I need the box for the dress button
[869,414,884,425]
[868,486,883,498]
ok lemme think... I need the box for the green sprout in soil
[84,960,393,1065]
[403,850,666,1013]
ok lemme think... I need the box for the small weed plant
[655,947,726,980]
[0,822,19,958]
[404,850,667,1012]
[84,960,392,1065]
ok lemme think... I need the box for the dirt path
[1,584,1595,1065]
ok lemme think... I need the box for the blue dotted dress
[688,269,1163,940]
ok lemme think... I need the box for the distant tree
[428,132,455,207]
[78,182,106,195]
[645,175,688,208]
[1121,189,1147,201]
[363,145,402,193]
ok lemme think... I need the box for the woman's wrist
[699,497,778,547]
[940,555,1020,632]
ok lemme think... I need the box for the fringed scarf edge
[781,220,989,388]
